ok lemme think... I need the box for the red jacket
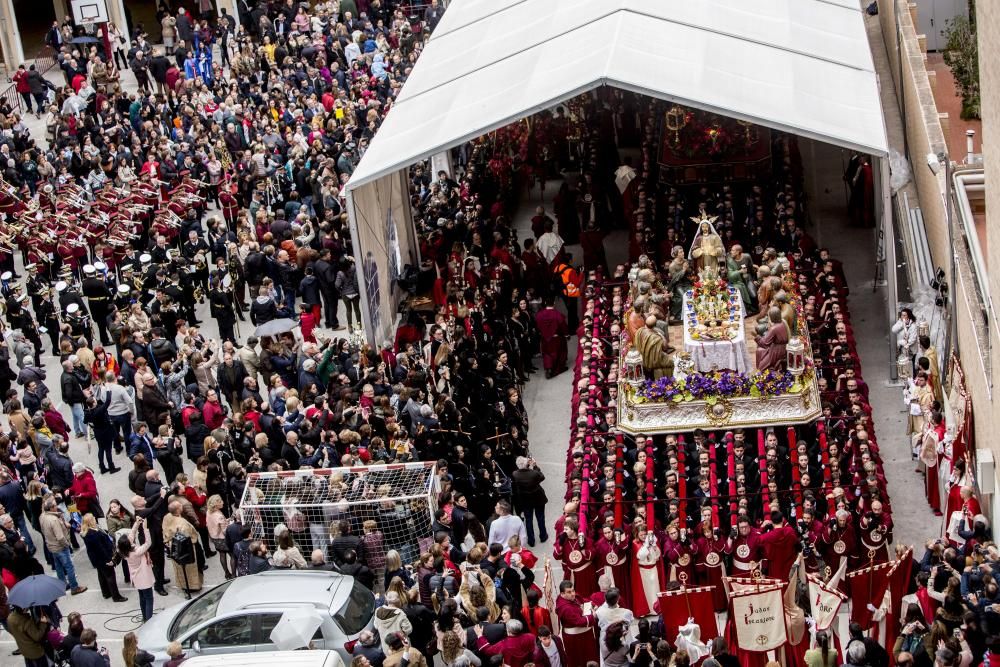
[182,486,207,526]
[202,400,225,430]
[181,404,200,429]
[68,471,99,514]
[477,633,537,667]
[299,310,318,343]
[43,408,69,439]
[12,69,29,94]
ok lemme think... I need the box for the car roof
[182,649,344,667]
[217,571,352,616]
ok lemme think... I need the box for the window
[334,580,375,635]
[258,612,324,645]
[188,616,253,648]
[170,580,234,640]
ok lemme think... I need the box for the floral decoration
[635,365,812,405]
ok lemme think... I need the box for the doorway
[12,0,57,59]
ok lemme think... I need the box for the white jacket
[374,606,412,656]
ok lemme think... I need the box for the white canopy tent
[346,0,890,344]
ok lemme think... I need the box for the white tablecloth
[682,294,753,373]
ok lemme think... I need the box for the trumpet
[173,191,205,207]
[154,210,183,228]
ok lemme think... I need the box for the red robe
[662,536,695,584]
[553,537,598,598]
[477,632,537,667]
[758,524,798,581]
[694,535,729,612]
[730,531,767,577]
[555,595,598,665]
[629,540,666,618]
[594,536,631,608]
[536,306,568,373]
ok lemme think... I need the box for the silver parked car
[135,571,376,666]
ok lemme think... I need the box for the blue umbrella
[8,575,67,608]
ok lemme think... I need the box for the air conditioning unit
[977,448,995,495]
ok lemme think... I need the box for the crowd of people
[0,1,993,667]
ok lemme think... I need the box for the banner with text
[730,584,787,652]
[807,575,848,631]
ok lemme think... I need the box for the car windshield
[333,580,375,635]
[169,580,234,640]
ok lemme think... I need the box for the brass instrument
[173,191,205,207]
[183,177,211,189]
[154,210,183,228]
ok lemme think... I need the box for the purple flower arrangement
[637,368,799,403]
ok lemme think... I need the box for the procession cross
[678,571,692,617]
[484,427,508,444]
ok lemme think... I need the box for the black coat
[149,55,170,82]
[60,371,86,405]
[217,361,248,401]
[209,289,236,325]
[297,275,322,307]
[82,528,116,569]
[69,644,111,667]
[26,70,51,96]
[250,298,278,325]
[83,396,116,438]
[45,450,75,491]
[512,468,547,508]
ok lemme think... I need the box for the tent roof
[347,0,888,190]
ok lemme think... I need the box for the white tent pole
[880,156,898,374]
[346,186,375,346]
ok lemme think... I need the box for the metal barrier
[0,82,21,113]
[33,47,57,75]
[0,46,57,114]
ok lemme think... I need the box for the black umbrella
[71,36,100,44]
[8,575,66,608]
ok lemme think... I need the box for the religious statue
[755,269,782,319]
[666,246,693,322]
[773,290,798,336]
[725,253,755,312]
[688,216,725,273]
[634,315,675,379]
[626,295,648,342]
[648,293,672,345]
[754,306,790,372]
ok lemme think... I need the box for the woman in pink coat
[116,518,155,621]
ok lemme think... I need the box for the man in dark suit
[312,249,340,329]
[512,456,548,546]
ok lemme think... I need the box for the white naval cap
[140,253,152,264]
[117,284,130,295]
[94,261,107,272]
[55,280,68,292]
[83,264,96,275]
[0,271,10,281]
[67,303,80,314]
